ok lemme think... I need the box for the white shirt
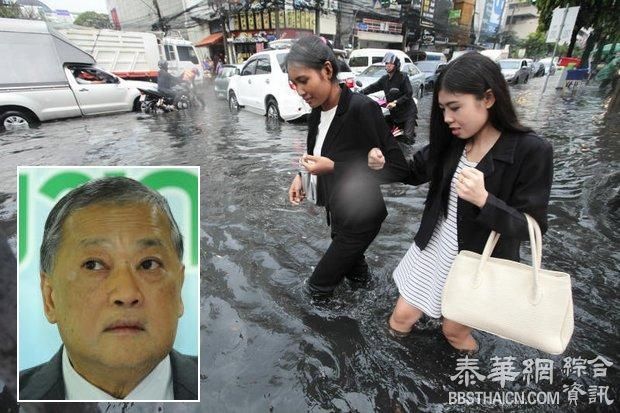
[311,105,338,187]
[62,347,174,400]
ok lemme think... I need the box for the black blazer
[390,131,553,261]
[307,86,408,233]
[19,347,198,400]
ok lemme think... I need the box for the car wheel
[417,85,424,98]
[229,91,239,113]
[0,110,35,132]
[132,97,141,112]
[266,98,281,121]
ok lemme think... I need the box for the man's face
[41,202,184,375]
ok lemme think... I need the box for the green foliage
[536,0,619,42]
[0,2,21,18]
[522,31,550,58]
[74,11,112,29]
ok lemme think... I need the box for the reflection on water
[0,77,618,411]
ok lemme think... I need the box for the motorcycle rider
[157,60,186,103]
[361,52,418,145]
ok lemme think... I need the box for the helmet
[158,60,168,70]
[382,52,400,70]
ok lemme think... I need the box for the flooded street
[1,75,618,411]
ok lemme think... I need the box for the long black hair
[428,52,532,216]
[286,35,339,82]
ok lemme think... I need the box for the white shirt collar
[62,347,174,400]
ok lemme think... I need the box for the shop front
[228,8,315,63]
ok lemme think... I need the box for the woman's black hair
[286,35,339,82]
[427,52,532,216]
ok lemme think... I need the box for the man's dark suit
[19,348,198,400]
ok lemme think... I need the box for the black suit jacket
[387,131,553,261]
[308,86,408,233]
[19,348,198,400]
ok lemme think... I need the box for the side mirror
[355,80,362,87]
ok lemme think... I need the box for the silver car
[355,63,426,99]
[214,64,242,99]
[414,60,447,91]
[499,59,531,85]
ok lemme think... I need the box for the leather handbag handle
[473,214,544,305]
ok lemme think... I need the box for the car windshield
[359,65,386,77]
[349,56,368,67]
[220,67,237,77]
[276,52,288,73]
[415,61,437,72]
[500,60,521,70]
[177,46,199,64]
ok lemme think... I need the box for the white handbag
[441,214,574,354]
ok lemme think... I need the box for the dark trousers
[394,115,416,145]
[308,222,382,293]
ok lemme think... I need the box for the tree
[74,11,113,29]
[0,1,21,18]
[535,0,619,57]
[522,31,550,58]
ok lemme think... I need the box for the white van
[347,48,413,75]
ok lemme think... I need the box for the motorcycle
[138,83,201,114]
[356,83,417,142]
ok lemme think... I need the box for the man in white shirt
[19,177,198,401]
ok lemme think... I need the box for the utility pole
[315,0,321,36]
[152,0,167,34]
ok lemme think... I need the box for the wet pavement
[0,75,618,412]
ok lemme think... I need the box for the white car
[354,63,426,99]
[227,50,311,121]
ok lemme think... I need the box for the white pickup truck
[0,18,158,132]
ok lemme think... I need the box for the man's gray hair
[40,176,184,273]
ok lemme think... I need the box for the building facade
[503,0,538,40]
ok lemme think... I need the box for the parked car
[539,57,557,75]
[414,60,447,91]
[347,48,413,75]
[409,50,447,62]
[227,49,311,121]
[214,64,242,99]
[498,59,531,84]
[0,18,155,132]
[354,62,425,99]
[531,61,544,77]
[333,48,356,89]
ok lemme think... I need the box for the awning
[195,32,223,47]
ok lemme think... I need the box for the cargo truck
[57,27,204,83]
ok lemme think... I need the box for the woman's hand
[456,167,488,208]
[300,154,334,175]
[386,101,396,109]
[368,148,385,170]
[288,174,305,205]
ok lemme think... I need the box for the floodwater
[0,75,618,412]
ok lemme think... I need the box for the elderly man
[19,177,197,401]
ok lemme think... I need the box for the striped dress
[393,151,478,318]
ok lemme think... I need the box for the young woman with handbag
[367,52,554,351]
[286,36,408,297]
